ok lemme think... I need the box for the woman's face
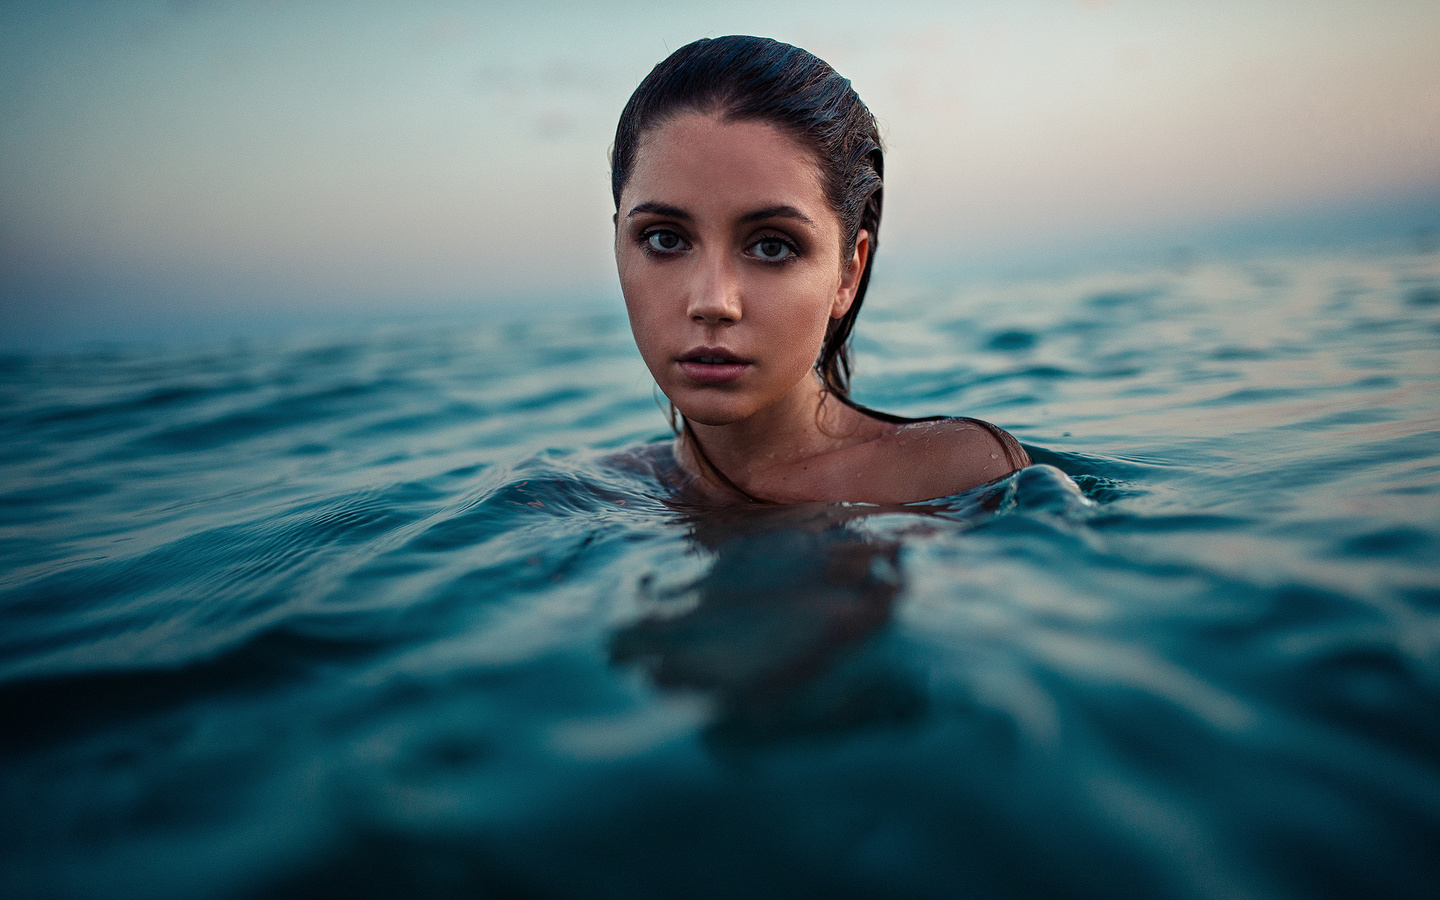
[615,112,867,428]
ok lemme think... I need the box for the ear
[831,229,870,319]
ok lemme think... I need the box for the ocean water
[2,247,1438,899]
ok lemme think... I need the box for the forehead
[624,112,829,215]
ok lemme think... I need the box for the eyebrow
[626,201,689,220]
[625,202,815,227]
[740,205,814,226]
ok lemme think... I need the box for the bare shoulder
[869,416,1030,500]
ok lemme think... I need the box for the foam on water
[1,248,1438,898]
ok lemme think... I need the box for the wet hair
[611,34,883,401]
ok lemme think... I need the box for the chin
[669,394,752,428]
[680,412,741,428]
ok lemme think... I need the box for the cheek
[768,276,838,354]
[619,269,671,368]
[772,306,826,357]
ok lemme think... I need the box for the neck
[679,375,866,502]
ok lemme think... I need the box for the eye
[644,230,686,253]
[751,236,795,262]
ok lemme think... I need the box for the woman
[613,35,1029,504]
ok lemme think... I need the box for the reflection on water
[613,506,921,749]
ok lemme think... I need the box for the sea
[2,245,1438,899]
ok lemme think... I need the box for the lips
[677,346,750,385]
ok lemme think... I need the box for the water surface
[2,248,1438,898]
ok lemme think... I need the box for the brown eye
[752,237,793,261]
[646,231,684,252]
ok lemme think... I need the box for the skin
[615,111,1025,504]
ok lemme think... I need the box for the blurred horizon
[3,0,1438,351]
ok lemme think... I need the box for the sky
[2,0,1438,348]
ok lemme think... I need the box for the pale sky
[2,0,1438,347]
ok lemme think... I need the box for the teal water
[2,248,1438,898]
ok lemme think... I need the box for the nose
[685,252,742,326]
